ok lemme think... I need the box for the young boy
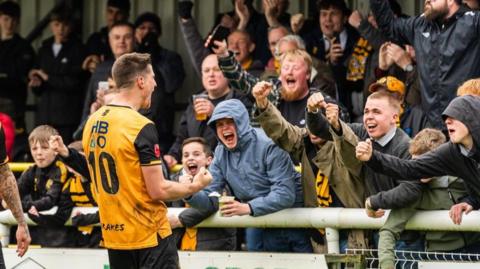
[28,8,86,144]
[18,125,72,247]
[356,95,480,225]
[169,137,236,251]
[372,128,480,269]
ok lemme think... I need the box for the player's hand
[307,92,327,112]
[15,223,30,257]
[163,155,178,169]
[325,103,340,131]
[192,167,212,190]
[356,138,373,161]
[49,135,69,158]
[449,202,473,225]
[252,81,272,109]
[220,200,251,217]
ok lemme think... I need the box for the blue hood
[208,99,253,151]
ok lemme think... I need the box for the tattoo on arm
[0,164,27,225]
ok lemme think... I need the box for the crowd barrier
[1,206,480,255]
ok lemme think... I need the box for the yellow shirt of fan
[83,105,171,250]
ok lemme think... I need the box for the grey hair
[274,34,306,57]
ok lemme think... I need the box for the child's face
[181,142,212,176]
[30,141,57,168]
[50,20,71,43]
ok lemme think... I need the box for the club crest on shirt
[154,144,161,158]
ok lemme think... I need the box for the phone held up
[208,24,230,50]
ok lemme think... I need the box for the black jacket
[18,158,69,212]
[167,90,252,161]
[32,37,86,126]
[367,95,480,209]
[306,112,424,210]
[370,1,480,129]
[0,34,35,120]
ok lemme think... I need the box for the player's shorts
[107,234,179,269]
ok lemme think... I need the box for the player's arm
[142,165,210,201]
[0,124,31,257]
[135,124,212,201]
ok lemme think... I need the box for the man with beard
[370,0,480,131]
[211,38,344,127]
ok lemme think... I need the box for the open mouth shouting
[285,76,297,88]
[186,162,199,176]
[222,130,236,146]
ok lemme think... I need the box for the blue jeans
[246,228,313,253]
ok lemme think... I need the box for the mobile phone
[208,25,230,50]
[98,81,109,92]
[332,32,340,44]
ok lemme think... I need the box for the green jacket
[378,176,480,269]
[255,102,367,249]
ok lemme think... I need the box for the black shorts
[108,235,179,269]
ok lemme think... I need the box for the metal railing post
[0,224,10,247]
[326,227,340,254]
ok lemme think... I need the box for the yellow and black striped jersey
[83,105,170,250]
[0,125,7,165]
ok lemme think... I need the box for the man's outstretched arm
[0,164,31,257]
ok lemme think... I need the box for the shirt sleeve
[134,123,162,166]
[0,125,7,165]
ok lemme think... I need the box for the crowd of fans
[1,0,480,267]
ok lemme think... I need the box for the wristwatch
[403,63,414,72]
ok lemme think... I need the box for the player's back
[82,105,171,250]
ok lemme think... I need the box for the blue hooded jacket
[187,99,303,216]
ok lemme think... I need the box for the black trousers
[108,235,179,269]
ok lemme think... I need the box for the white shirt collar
[323,29,348,52]
[373,126,397,147]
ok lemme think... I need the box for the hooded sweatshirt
[367,95,480,208]
[187,99,303,216]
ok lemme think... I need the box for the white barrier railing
[1,207,479,253]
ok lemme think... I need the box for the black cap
[0,1,20,19]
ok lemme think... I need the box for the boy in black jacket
[356,95,480,225]
[18,125,73,247]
